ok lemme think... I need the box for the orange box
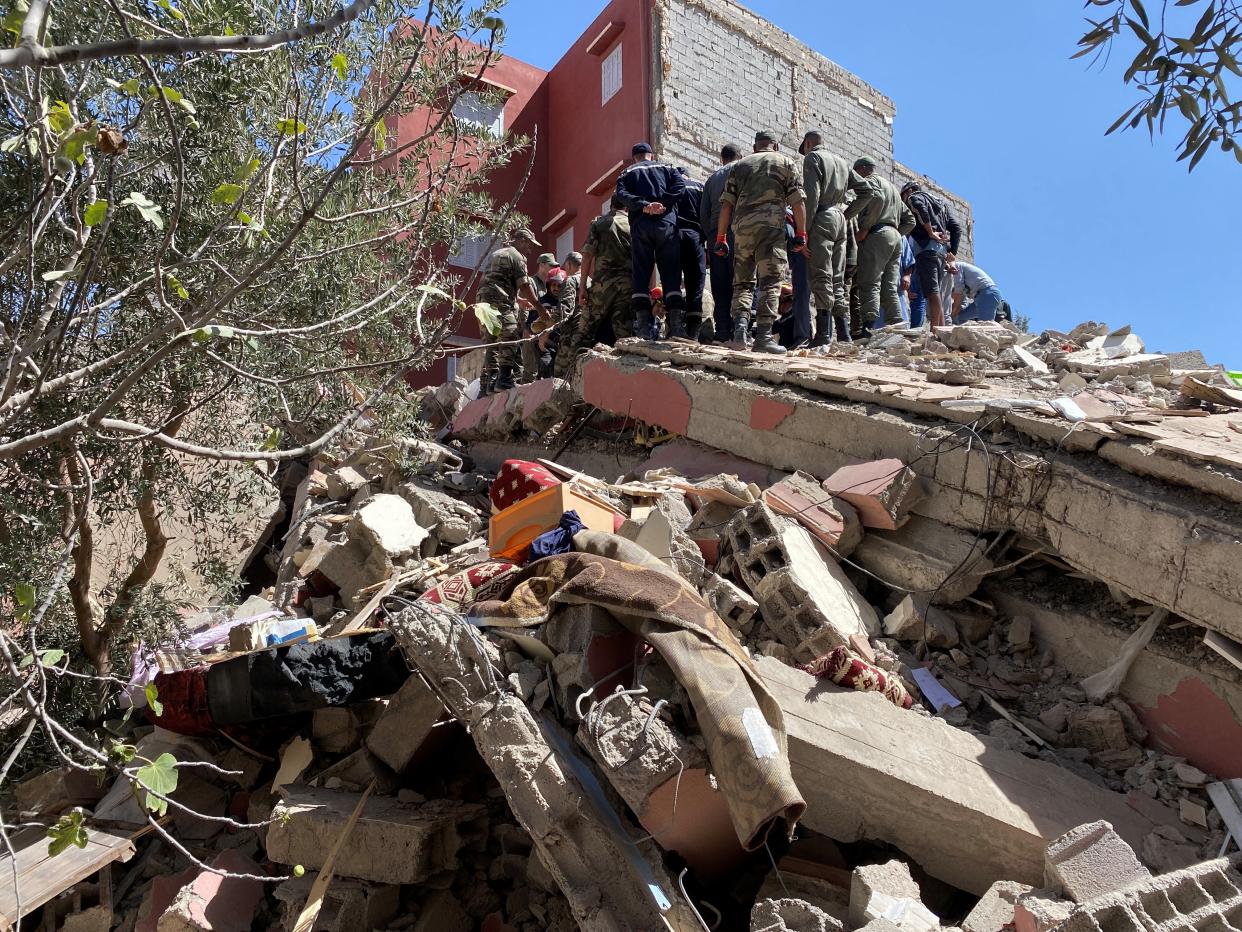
[488,482,620,561]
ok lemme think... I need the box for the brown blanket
[472,552,805,850]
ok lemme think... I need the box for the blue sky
[497,0,1241,365]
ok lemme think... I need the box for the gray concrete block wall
[651,0,975,252]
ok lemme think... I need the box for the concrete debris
[26,315,1242,932]
[752,897,844,932]
[1044,821,1151,903]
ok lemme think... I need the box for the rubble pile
[6,320,1242,932]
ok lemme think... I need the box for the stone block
[700,572,759,633]
[1044,821,1150,904]
[764,470,864,556]
[963,881,1033,932]
[156,849,266,932]
[851,516,994,605]
[274,875,400,932]
[397,481,482,547]
[313,701,383,756]
[1013,892,1073,932]
[266,786,485,885]
[758,657,1155,896]
[13,767,106,815]
[364,674,443,773]
[61,907,112,932]
[349,494,428,562]
[311,539,388,609]
[1066,707,1142,770]
[823,459,923,531]
[326,466,369,501]
[751,897,843,932]
[883,596,959,648]
[726,503,879,656]
[850,860,928,929]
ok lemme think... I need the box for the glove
[713,235,730,258]
[791,231,808,253]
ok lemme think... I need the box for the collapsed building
[6,318,1242,932]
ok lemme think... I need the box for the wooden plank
[0,825,136,927]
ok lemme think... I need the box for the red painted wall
[539,0,652,257]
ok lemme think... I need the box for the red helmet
[546,268,567,285]
[650,286,664,300]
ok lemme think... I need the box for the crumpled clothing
[802,646,913,710]
[471,552,805,850]
[528,510,586,561]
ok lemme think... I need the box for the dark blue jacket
[676,176,704,237]
[616,159,684,224]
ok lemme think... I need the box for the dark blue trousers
[631,217,684,315]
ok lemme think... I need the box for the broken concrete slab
[751,897,843,932]
[397,481,482,548]
[364,674,443,774]
[883,596,959,648]
[726,502,880,657]
[849,860,929,929]
[266,786,485,885]
[325,466,369,501]
[156,849,266,932]
[1013,891,1073,932]
[963,880,1034,932]
[757,656,1155,895]
[852,515,994,605]
[765,470,864,555]
[274,874,399,932]
[1065,707,1142,770]
[823,459,923,531]
[349,493,428,562]
[1044,821,1150,904]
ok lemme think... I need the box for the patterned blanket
[471,552,805,850]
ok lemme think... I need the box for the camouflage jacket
[720,150,804,235]
[477,245,530,308]
[582,211,632,278]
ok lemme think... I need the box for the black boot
[809,313,832,347]
[495,365,516,392]
[635,309,655,340]
[685,315,703,343]
[730,314,750,349]
[834,315,852,344]
[667,307,687,339]
[752,321,787,355]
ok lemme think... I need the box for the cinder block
[1045,821,1150,904]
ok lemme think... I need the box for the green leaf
[157,0,185,21]
[192,324,236,344]
[331,52,348,80]
[371,120,387,152]
[47,100,74,135]
[415,283,452,302]
[59,125,98,165]
[38,649,65,667]
[165,273,189,301]
[1131,0,1150,29]
[2,1,28,38]
[260,427,282,452]
[47,810,88,857]
[0,133,23,152]
[107,741,136,764]
[83,199,108,227]
[121,77,141,96]
[275,117,307,137]
[14,582,35,621]
[145,683,164,717]
[135,752,178,816]
[211,182,242,206]
[473,302,501,337]
[233,158,260,182]
[480,15,504,32]
[121,191,164,230]
[41,268,76,282]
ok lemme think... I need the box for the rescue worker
[845,156,915,338]
[556,197,631,378]
[533,267,568,377]
[479,227,544,394]
[800,128,854,346]
[562,251,583,314]
[675,167,707,341]
[901,181,963,329]
[701,143,742,343]
[615,142,685,338]
[714,130,807,356]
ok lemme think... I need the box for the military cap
[854,156,877,171]
[632,142,653,155]
[514,227,541,247]
[754,129,778,144]
[802,128,825,140]
[536,252,557,266]
[566,251,583,264]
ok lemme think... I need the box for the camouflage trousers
[855,225,903,325]
[554,275,632,378]
[480,304,521,389]
[808,205,847,321]
[729,222,788,326]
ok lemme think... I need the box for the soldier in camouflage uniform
[845,156,915,337]
[714,130,807,355]
[479,227,543,394]
[556,198,631,378]
[800,128,856,346]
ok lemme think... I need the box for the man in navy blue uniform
[615,142,686,338]
[675,167,706,340]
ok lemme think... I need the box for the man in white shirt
[951,261,1005,323]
